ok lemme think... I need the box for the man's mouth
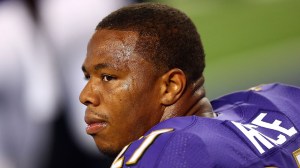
[84,112,108,135]
[86,121,108,135]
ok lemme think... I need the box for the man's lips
[86,122,107,135]
[85,113,108,135]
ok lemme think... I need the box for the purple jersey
[111,83,300,168]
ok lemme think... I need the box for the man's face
[80,29,163,156]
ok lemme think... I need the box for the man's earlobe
[160,69,186,105]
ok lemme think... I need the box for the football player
[80,3,300,167]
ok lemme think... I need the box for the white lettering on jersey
[252,113,297,136]
[111,144,130,168]
[111,128,174,168]
[293,148,300,167]
[232,113,298,154]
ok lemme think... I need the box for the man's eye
[102,75,116,82]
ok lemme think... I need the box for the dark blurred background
[0,0,299,168]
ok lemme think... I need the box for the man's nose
[79,81,100,107]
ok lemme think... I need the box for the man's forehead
[87,29,139,58]
[89,29,139,47]
[83,29,149,71]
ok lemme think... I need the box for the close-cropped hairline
[93,2,205,85]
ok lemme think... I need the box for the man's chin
[96,144,120,158]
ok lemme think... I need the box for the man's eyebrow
[81,63,117,73]
[94,63,111,70]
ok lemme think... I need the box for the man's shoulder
[211,83,300,167]
[211,83,300,112]
[212,83,300,127]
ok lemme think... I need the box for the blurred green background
[154,0,300,99]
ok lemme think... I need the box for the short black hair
[96,2,205,84]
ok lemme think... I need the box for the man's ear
[160,68,186,106]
